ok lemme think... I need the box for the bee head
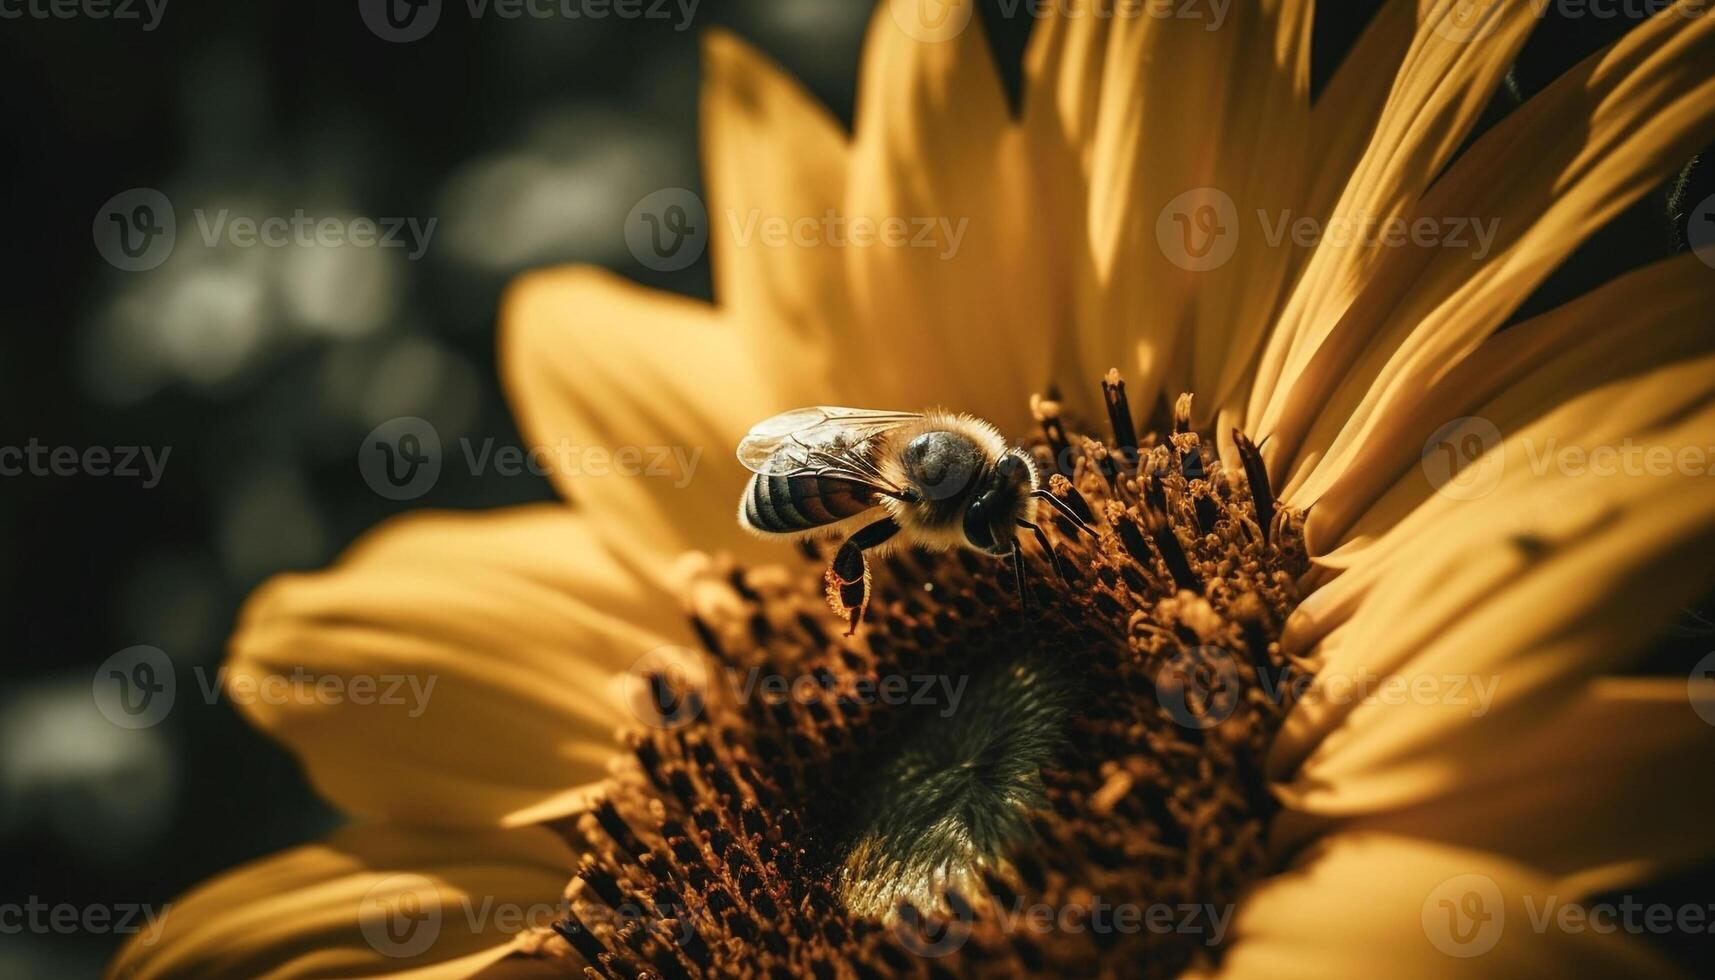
[961,449,1035,555]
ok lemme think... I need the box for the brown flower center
[542,375,1309,978]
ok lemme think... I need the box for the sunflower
[112,1,1715,977]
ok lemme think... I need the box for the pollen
[545,375,1309,978]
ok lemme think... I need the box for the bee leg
[824,517,901,636]
[1016,518,1066,583]
[1011,538,1032,610]
[1032,489,1098,537]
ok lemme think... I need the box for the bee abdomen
[743,472,877,534]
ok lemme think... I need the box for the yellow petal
[1021,0,1111,415]
[1304,253,1715,552]
[1076,0,1311,422]
[1295,0,1417,244]
[500,265,810,565]
[108,823,575,980]
[1210,832,1680,978]
[1249,1,1538,464]
[1278,4,1715,503]
[1272,420,1715,803]
[229,505,690,828]
[1273,254,1715,669]
[700,29,851,386]
[1276,678,1715,886]
[846,1,1049,432]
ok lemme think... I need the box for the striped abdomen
[742,472,879,534]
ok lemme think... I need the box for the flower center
[546,375,1308,978]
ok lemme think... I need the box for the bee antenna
[1032,489,1097,537]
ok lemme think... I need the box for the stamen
[546,379,1308,979]
[1102,367,1140,458]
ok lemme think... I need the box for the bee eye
[962,497,994,551]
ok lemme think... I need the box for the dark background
[1,1,1708,975]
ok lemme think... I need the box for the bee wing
[737,406,922,491]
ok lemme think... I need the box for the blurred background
[1,0,1710,975]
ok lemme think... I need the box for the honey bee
[737,407,1094,634]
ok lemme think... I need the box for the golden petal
[1071,0,1312,422]
[1294,0,1417,244]
[1206,832,1680,978]
[1021,0,1111,415]
[500,265,811,565]
[229,505,692,828]
[1275,678,1715,885]
[700,29,851,386]
[1278,5,1715,502]
[846,1,1049,433]
[1249,1,1538,462]
[1303,253,1715,552]
[107,823,575,980]
[1272,431,1715,799]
